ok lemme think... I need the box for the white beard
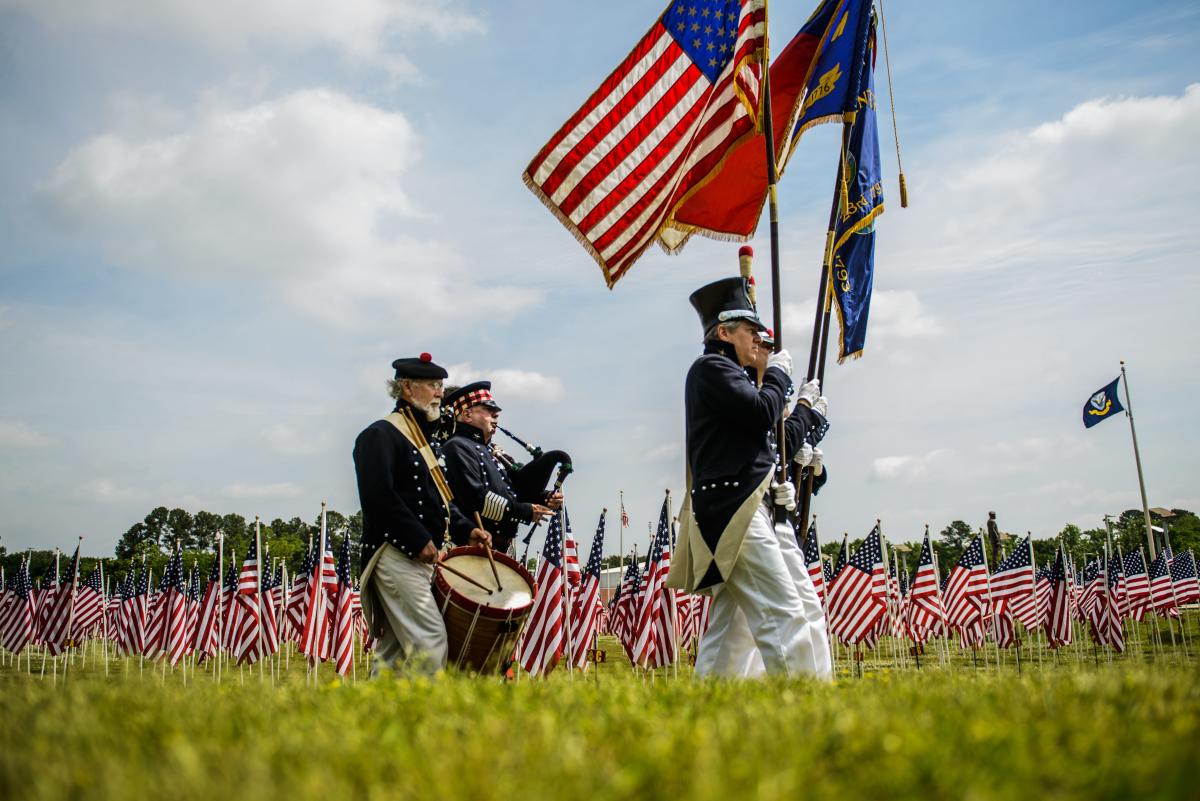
[421,401,441,422]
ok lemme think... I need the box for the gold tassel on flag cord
[876,0,908,207]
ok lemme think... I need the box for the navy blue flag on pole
[1083,376,1124,428]
[829,16,882,362]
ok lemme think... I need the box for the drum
[433,546,537,674]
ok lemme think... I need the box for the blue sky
[1,0,1198,557]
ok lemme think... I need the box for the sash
[384,409,454,506]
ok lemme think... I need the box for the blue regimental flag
[829,18,882,362]
[1083,376,1124,428]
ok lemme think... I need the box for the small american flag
[193,555,223,660]
[1169,549,1200,605]
[801,520,825,605]
[943,536,989,629]
[162,551,189,667]
[519,510,567,676]
[631,496,677,668]
[612,556,641,657]
[301,534,335,663]
[1122,549,1151,620]
[42,543,80,656]
[1148,550,1179,617]
[286,541,315,642]
[569,510,607,670]
[564,508,582,589]
[72,567,106,637]
[0,558,35,654]
[1047,546,1073,647]
[906,532,946,643]
[523,0,767,286]
[826,526,887,646]
[990,535,1036,603]
[332,536,356,677]
[233,537,264,665]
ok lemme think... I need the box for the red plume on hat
[420,352,432,362]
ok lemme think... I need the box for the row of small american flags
[517,494,713,676]
[0,526,372,677]
[800,520,1200,655]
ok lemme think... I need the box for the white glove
[793,442,814,468]
[810,447,824,476]
[812,396,828,417]
[771,481,797,511]
[796,378,820,407]
[766,348,793,377]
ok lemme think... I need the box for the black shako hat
[689,276,767,337]
[391,353,449,380]
[444,381,502,416]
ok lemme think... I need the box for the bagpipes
[519,459,574,563]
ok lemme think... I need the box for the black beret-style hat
[391,352,449,380]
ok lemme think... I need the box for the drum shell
[433,546,537,674]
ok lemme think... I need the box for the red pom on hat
[748,276,756,285]
[419,352,432,362]
[738,245,754,257]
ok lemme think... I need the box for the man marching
[353,354,489,675]
[438,381,565,554]
[667,277,832,679]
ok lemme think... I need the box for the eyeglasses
[409,379,444,391]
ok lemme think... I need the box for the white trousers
[695,502,832,679]
[369,544,447,676]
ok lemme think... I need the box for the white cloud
[5,0,485,79]
[41,89,536,332]
[260,423,330,456]
[76,478,148,504]
[889,83,1200,276]
[221,482,304,499]
[0,419,56,449]
[445,363,565,403]
[645,442,682,463]
[871,449,953,483]
[781,289,940,353]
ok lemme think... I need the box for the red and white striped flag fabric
[993,600,1017,649]
[301,534,335,663]
[564,509,582,589]
[1009,566,1047,631]
[193,557,223,660]
[1147,550,1179,618]
[801,520,825,605]
[331,536,356,677]
[1122,549,1151,620]
[620,501,630,528]
[612,556,641,657]
[519,510,567,676]
[1047,546,1073,648]
[286,542,315,642]
[906,533,945,642]
[943,536,989,629]
[1169,549,1200,605]
[826,527,887,645]
[42,543,81,657]
[71,567,106,638]
[233,536,264,665]
[0,559,35,654]
[522,0,766,287]
[258,565,280,658]
[161,552,190,667]
[569,511,607,670]
[1096,555,1125,652]
[990,535,1036,604]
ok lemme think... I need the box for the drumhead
[440,554,533,610]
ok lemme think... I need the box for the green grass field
[2,629,1197,801]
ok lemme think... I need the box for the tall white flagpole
[1120,360,1156,561]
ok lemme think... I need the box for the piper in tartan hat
[352,353,490,676]
[667,269,832,679]
[439,379,567,555]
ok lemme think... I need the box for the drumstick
[437,557,494,595]
[474,512,504,591]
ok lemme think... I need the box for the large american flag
[523,0,767,287]
[569,510,607,670]
[943,536,989,629]
[519,510,567,676]
[826,526,887,646]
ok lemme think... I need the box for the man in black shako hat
[666,277,832,678]
[439,381,566,554]
[353,353,490,675]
